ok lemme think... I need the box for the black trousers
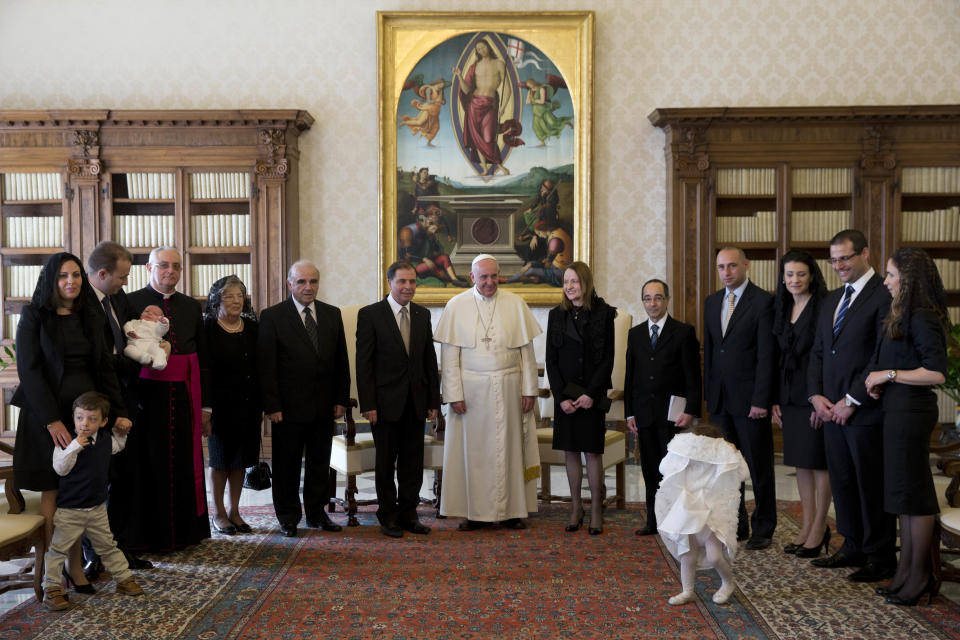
[713,411,777,539]
[823,420,896,563]
[270,418,334,528]
[371,398,425,525]
[636,423,677,525]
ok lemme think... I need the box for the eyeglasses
[642,295,666,303]
[828,251,861,265]
[150,262,182,271]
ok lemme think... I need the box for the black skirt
[780,403,826,470]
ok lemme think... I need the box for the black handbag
[244,460,272,490]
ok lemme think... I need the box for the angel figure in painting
[453,39,522,176]
[523,76,573,147]
[399,77,450,148]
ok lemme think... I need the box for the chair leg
[327,467,338,513]
[346,475,360,527]
[541,465,552,503]
[33,532,45,603]
[616,461,626,510]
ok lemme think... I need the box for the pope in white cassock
[434,254,542,530]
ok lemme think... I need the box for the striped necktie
[721,292,736,337]
[833,285,854,337]
[650,323,659,349]
[303,306,319,352]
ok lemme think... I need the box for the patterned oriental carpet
[1,502,960,639]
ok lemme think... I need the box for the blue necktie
[833,285,854,337]
[650,323,659,349]
[303,306,319,352]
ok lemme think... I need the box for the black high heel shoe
[62,567,96,594]
[795,527,831,558]
[876,583,901,596]
[565,508,585,533]
[783,542,803,554]
[885,575,940,607]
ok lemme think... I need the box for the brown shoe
[116,577,144,596]
[44,586,70,611]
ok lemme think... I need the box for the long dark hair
[31,252,92,313]
[560,261,597,311]
[773,249,827,336]
[883,247,948,339]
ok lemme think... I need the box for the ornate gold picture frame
[378,11,594,306]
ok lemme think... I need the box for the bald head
[287,260,320,306]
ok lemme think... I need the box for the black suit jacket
[624,316,702,429]
[12,302,128,425]
[703,281,777,416]
[808,273,891,425]
[258,297,350,423]
[355,297,440,423]
[90,289,141,403]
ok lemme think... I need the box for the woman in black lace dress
[546,261,615,535]
[203,275,261,535]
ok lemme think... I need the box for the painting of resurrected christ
[394,31,577,292]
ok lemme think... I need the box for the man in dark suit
[703,247,778,550]
[85,241,158,575]
[808,229,896,581]
[355,261,441,538]
[259,260,351,538]
[625,278,701,536]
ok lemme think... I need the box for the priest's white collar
[472,287,498,303]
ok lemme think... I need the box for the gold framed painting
[378,11,594,306]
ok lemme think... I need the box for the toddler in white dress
[654,424,749,605]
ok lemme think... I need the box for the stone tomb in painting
[416,193,527,275]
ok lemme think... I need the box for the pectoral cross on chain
[480,336,493,348]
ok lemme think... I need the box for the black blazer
[12,303,127,426]
[774,299,819,407]
[355,297,440,423]
[703,281,777,416]
[258,298,350,423]
[545,300,616,406]
[90,289,142,400]
[624,316,702,429]
[807,272,891,425]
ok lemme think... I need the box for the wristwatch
[887,369,898,381]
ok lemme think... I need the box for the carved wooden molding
[674,126,710,173]
[860,125,896,171]
[68,158,102,177]
[258,129,286,159]
[649,105,960,127]
[255,158,288,179]
[72,130,98,157]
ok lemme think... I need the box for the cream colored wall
[2,0,959,333]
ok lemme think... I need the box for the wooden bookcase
[649,105,960,425]
[0,109,314,438]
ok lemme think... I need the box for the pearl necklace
[217,317,244,333]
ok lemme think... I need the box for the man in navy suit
[356,261,441,537]
[258,260,351,538]
[808,229,895,581]
[703,247,778,550]
[625,278,701,536]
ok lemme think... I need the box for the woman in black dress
[12,252,130,590]
[864,248,948,606]
[770,250,832,557]
[546,261,615,535]
[203,275,261,535]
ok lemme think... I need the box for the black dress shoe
[457,519,490,531]
[307,513,342,532]
[280,524,298,537]
[62,567,96,594]
[783,542,802,554]
[123,552,153,570]
[232,521,253,534]
[810,551,865,569]
[635,526,658,536]
[379,523,403,538]
[83,558,104,582]
[848,562,896,582]
[745,536,772,550]
[213,520,237,535]
[502,518,527,530]
[399,519,431,535]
